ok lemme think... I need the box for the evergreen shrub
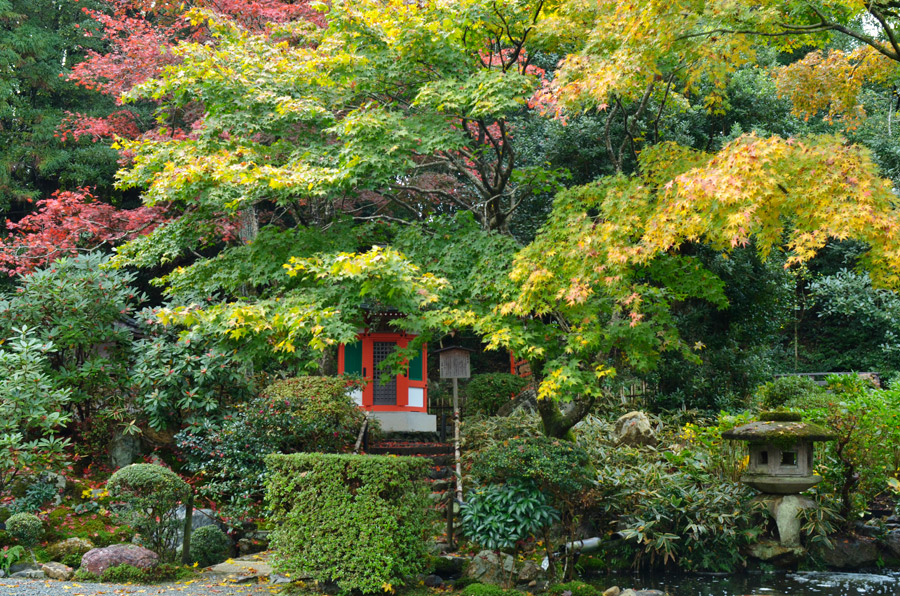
[106,464,190,561]
[466,373,528,416]
[176,376,369,519]
[5,513,42,548]
[189,525,230,567]
[266,453,432,594]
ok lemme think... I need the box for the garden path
[0,577,280,596]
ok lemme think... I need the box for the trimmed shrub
[266,453,432,594]
[6,513,43,548]
[189,525,230,567]
[107,464,190,561]
[176,375,369,520]
[466,373,528,416]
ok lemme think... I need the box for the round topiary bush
[5,512,43,548]
[107,464,190,561]
[189,525,230,567]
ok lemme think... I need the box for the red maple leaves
[0,189,167,276]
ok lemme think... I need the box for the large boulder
[81,544,159,576]
[882,529,900,559]
[614,411,657,447]
[815,536,879,569]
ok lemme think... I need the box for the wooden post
[181,491,194,565]
[453,377,463,503]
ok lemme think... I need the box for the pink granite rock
[81,545,159,576]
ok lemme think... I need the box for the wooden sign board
[435,346,472,379]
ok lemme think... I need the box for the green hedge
[265,453,433,594]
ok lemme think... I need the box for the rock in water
[81,544,159,576]
[614,411,657,447]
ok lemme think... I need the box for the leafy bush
[266,453,432,594]
[176,376,366,519]
[0,254,142,418]
[11,478,60,514]
[107,464,190,561]
[584,436,761,571]
[803,376,900,521]
[466,373,529,416]
[469,436,593,499]
[461,481,559,551]
[0,545,25,574]
[753,376,826,410]
[131,307,254,430]
[0,328,71,496]
[189,525,230,567]
[547,581,600,596]
[6,513,43,548]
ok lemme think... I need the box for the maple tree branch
[604,100,621,172]
[382,189,427,217]
[653,74,676,145]
[869,7,900,60]
[391,184,473,214]
[352,214,417,225]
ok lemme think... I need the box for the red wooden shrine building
[337,329,435,433]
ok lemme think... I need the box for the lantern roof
[722,414,834,443]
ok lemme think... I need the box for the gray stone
[614,412,657,447]
[633,591,666,596]
[81,544,159,576]
[619,590,637,596]
[110,432,143,470]
[602,587,621,596]
[11,569,45,579]
[816,537,879,569]
[465,549,516,586]
[8,563,38,574]
[41,562,74,581]
[883,529,900,558]
[424,574,444,587]
[517,559,545,583]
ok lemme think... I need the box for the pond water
[592,570,900,595]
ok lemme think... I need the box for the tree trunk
[536,395,594,440]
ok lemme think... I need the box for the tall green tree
[0,0,126,207]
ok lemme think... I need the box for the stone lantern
[723,412,835,552]
[722,411,834,494]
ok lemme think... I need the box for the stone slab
[370,411,436,432]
